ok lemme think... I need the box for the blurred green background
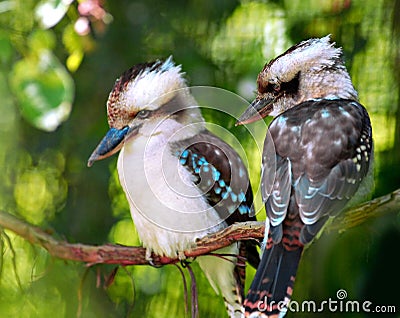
[0,0,399,317]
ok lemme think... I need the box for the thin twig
[2,230,22,289]
[77,267,91,318]
[175,264,189,317]
[186,263,199,318]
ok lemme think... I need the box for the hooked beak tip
[86,126,131,168]
[237,97,273,125]
[235,118,248,126]
[87,156,96,167]
[235,113,256,126]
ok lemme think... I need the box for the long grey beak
[236,97,274,125]
[87,126,131,167]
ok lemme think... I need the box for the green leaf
[28,29,56,52]
[66,50,83,72]
[0,32,13,65]
[10,50,74,132]
[62,24,85,72]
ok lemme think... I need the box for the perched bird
[237,35,373,317]
[88,57,259,317]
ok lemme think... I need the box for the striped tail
[244,241,303,317]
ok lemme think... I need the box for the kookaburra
[87,57,259,317]
[237,35,373,317]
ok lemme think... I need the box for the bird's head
[237,35,358,124]
[88,57,204,167]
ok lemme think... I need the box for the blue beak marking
[87,126,130,167]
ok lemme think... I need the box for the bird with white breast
[88,57,259,317]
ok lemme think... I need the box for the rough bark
[0,188,398,267]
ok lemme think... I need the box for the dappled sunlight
[12,149,67,225]
[0,0,399,317]
[211,2,290,77]
[108,218,141,246]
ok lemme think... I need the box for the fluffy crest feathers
[261,35,343,84]
[107,56,186,128]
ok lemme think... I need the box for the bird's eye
[270,82,280,93]
[137,109,151,119]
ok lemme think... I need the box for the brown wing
[264,99,373,243]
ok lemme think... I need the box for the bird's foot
[145,248,161,267]
[145,248,153,262]
[178,251,186,261]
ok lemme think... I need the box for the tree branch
[0,188,399,267]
